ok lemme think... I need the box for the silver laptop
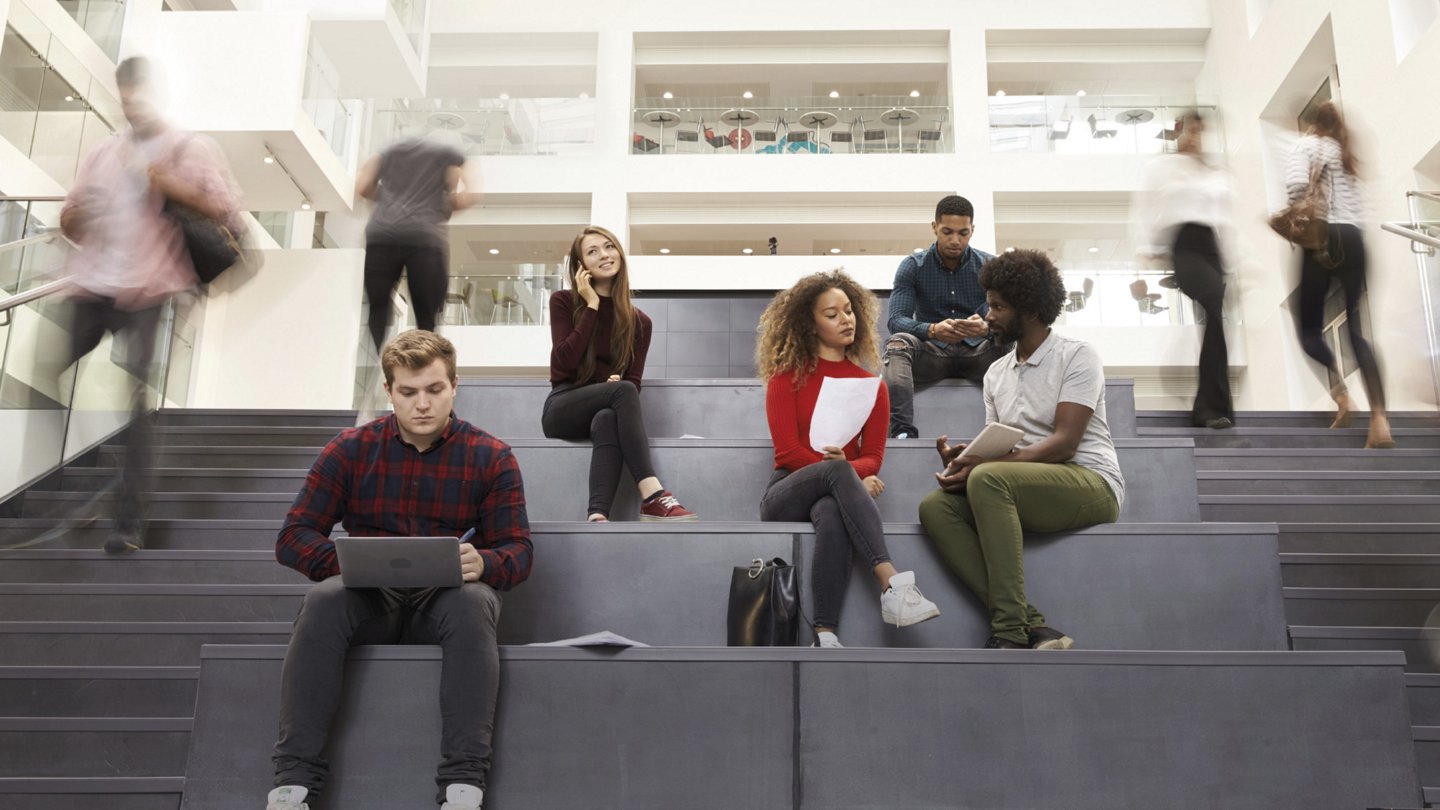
[334,536,464,588]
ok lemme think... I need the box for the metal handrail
[1410,191,1440,205]
[0,230,61,257]
[0,276,75,317]
[0,196,65,202]
[1381,221,1440,251]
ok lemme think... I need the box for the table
[642,110,682,154]
[881,107,919,152]
[798,110,838,151]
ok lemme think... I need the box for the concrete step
[157,409,353,428]
[56,439,1205,524]
[453,378,1140,440]
[1281,555,1440,589]
[1416,726,1440,794]
[0,523,1288,652]
[180,645,1420,810]
[1201,495,1440,523]
[1279,524,1440,554]
[1140,426,1440,449]
[59,468,307,494]
[0,778,183,810]
[1195,448,1440,471]
[1408,674,1440,726]
[1137,410,1440,429]
[0,667,198,717]
[1284,588,1440,627]
[0,550,303,584]
[0,519,281,551]
[96,445,317,469]
[1197,470,1440,496]
[112,426,343,448]
[0,717,190,778]
[1289,627,1440,673]
[0,622,292,667]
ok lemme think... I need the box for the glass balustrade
[302,38,360,166]
[988,95,1220,155]
[0,23,120,186]
[371,98,597,156]
[55,0,126,62]
[444,265,565,326]
[389,0,427,54]
[0,203,185,502]
[631,95,951,155]
[1052,264,1218,328]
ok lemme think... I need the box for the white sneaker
[441,783,485,809]
[812,630,844,648]
[880,571,940,627]
[265,785,309,810]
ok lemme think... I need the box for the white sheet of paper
[528,630,649,648]
[809,376,882,453]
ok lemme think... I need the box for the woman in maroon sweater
[756,270,939,648]
[543,226,696,522]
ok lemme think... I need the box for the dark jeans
[758,460,892,631]
[541,381,657,517]
[66,297,164,534]
[881,332,1009,435]
[1171,224,1233,424]
[1296,224,1385,410]
[364,242,448,351]
[273,577,502,805]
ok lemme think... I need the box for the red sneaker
[639,490,698,522]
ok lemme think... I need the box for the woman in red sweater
[756,270,939,648]
[542,226,696,522]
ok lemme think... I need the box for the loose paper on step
[809,376,881,453]
[528,630,649,648]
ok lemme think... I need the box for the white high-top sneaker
[880,571,940,627]
[441,783,485,809]
[265,786,309,810]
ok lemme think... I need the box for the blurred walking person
[1283,101,1393,448]
[1135,110,1235,429]
[58,55,241,552]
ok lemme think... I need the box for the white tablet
[954,422,1024,462]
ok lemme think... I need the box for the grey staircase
[0,391,1435,808]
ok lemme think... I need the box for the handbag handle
[747,558,766,579]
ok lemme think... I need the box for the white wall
[189,248,365,409]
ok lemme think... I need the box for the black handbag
[166,199,240,284]
[727,557,800,646]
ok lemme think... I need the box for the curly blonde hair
[755,269,880,387]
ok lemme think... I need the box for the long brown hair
[1310,100,1360,177]
[565,226,636,383]
[755,269,880,388]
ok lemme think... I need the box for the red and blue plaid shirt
[277,413,533,590]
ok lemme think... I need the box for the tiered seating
[0,386,1432,808]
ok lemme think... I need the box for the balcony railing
[441,266,564,326]
[371,98,597,157]
[302,38,361,167]
[631,95,951,155]
[989,96,1220,155]
[55,0,125,62]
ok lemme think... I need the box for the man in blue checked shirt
[883,195,1013,439]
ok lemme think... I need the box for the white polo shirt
[982,330,1126,507]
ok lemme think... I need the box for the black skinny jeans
[541,381,657,517]
[1296,223,1386,410]
[364,242,448,351]
[1171,224,1233,424]
[273,577,502,805]
[758,460,892,631]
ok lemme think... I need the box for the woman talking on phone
[756,269,940,649]
[542,226,696,523]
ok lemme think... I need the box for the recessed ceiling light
[1004,246,1016,253]
[299,199,312,211]
[913,248,924,254]
[64,94,74,102]
[499,93,510,101]
[1076,89,1087,97]
[829,91,839,99]
[742,91,754,99]
[1087,246,1100,253]
[995,90,1006,97]
[262,154,275,164]
[909,90,920,98]
[579,91,589,99]
[742,248,753,254]
[829,248,841,254]
[659,248,670,254]
[663,91,673,99]
[488,248,500,255]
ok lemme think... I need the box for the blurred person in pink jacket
[59,55,240,553]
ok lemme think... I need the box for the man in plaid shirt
[267,330,531,810]
[883,195,1012,439]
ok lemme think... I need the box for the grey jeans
[881,332,1009,435]
[273,577,502,805]
[758,460,891,631]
